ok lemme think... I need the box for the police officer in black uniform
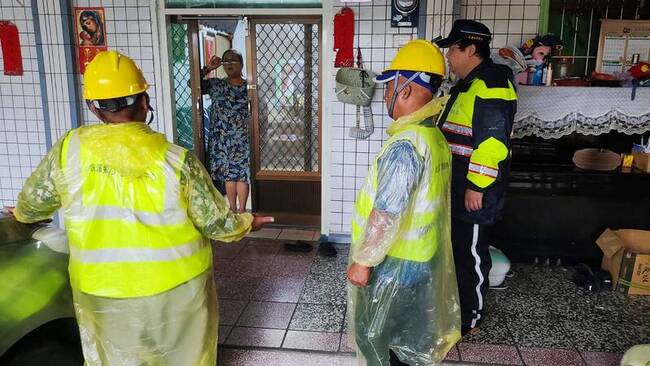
[435,20,517,335]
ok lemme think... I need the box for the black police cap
[435,19,492,48]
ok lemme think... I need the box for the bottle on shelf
[532,64,544,85]
[545,61,553,86]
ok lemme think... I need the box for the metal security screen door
[249,17,321,223]
[168,19,205,162]
[250,19,321,177]
[169,22,194,151]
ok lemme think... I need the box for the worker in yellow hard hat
[346,40,461,366]
[12,50,273,365]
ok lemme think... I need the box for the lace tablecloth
[513,86,650,139]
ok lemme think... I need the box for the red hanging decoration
[74,8,108,74]
[0,21,24,76]
[333,7,354,68]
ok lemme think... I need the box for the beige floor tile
[278,229,317,242]
[247,228,281,239]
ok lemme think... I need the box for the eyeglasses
[222,60,241,65]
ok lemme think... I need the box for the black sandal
[318,242,337,257]
[284,240,314,253]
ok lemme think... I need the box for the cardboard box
[596,229,650,296]
[632,152,650,173]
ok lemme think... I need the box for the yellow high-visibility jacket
[15,122,252,298]
[439,60,517,224]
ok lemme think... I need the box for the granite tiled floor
[215,235,650,366]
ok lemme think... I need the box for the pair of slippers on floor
[284,240,337,257]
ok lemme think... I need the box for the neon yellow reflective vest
[351,101,451,262]
[60,127,211,299]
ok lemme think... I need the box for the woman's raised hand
[207,56,222,71]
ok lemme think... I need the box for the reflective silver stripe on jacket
[403,222,436,241]
[468,162,498,178]
[64,132,188,226]
[442,121,472,136]
[70,240,203,263]
[449,143,473,157]
[65,205,187,226]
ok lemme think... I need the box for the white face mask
[146,104,155,125]
[387,71,422,119]
[88,93,155,125]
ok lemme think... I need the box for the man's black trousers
[451,217,492,332]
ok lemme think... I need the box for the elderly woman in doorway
[201,49,251,213]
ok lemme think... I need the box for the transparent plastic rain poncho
[14,122,253,365]
[348,97,461,366]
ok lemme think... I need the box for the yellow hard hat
[383,39,446,76]
[83,51,149,100]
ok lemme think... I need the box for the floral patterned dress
[202,78,250,183]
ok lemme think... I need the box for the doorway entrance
[168,16,322,226]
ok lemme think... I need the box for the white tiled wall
[327,0,539,235]
[328,0,455,234]
[0,0,162,206]
[1,0,539,225]
[0,1,45,207]
[36,0,79,142]
[461,0,540,50]
[74,1,163,133]
[426,0,457,41]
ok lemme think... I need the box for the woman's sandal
[318,242,337,257]
[284,240,314,253]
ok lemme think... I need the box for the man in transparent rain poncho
[347,40,461,366]
[12,51,272,365]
